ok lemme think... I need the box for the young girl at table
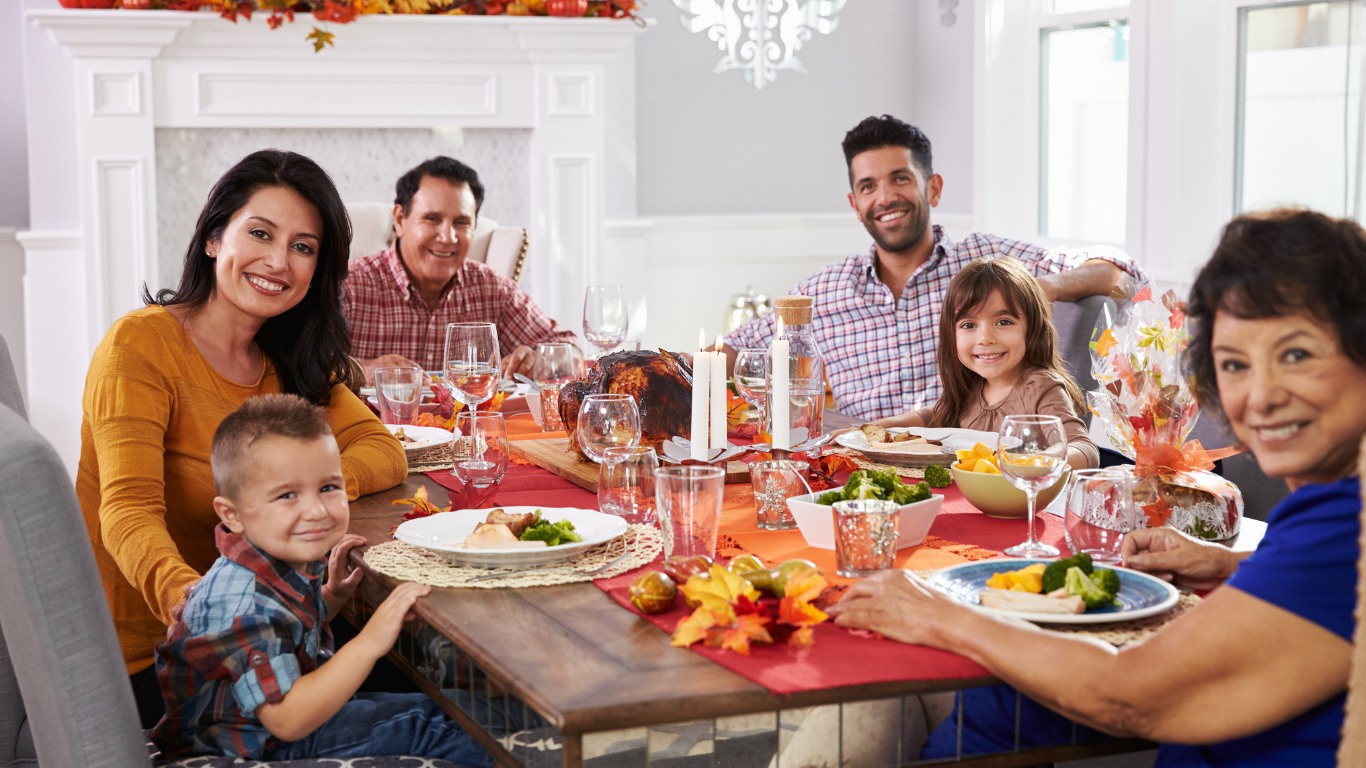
[869,257,1098,469]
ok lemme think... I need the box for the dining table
[345,401,1267,768]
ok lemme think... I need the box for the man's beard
[861,204,930,255]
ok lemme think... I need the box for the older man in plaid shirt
[724,115,1145,422]
[343,157,578,384]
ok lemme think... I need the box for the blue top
[151,526,332,760]
[1157,476,1361,767]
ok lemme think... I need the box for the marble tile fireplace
[22,10,644,470]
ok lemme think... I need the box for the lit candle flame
[713,335,723,353]
[775,317,785,336]
[698,328,706,350]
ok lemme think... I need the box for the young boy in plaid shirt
[151,394,490,765]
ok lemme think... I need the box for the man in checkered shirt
[343,157,578,384]
[724,115,1146,422]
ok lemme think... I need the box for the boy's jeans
[265,691,495,765]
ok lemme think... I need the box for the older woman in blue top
[831,207,1366,767]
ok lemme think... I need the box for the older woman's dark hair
[146,149,353,405]
[1185,208,1366,416]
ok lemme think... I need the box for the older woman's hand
[1121,528,1243,591]
[828,570,967,646]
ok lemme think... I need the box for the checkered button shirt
[725,226,1145,421]
[343,245,579,371]
[151,526,331,760]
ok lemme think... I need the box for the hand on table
[1121,527,1241,592]
[502,345,538,379]
[323,533,367,605]
[354,581,432,661]
[828,570,966,647]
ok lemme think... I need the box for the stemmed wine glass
[575,393,642,463]
[582,285,629,359]
[444,322,500,462]
[732,348,768,435]
[998,414,1068,558]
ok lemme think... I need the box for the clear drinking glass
[535,342,579,433]
[654,465,726,560]
[452,411,509,489]
[373,365,424,425]
[575,393,642,463]
[732,347,768,435]
[598,445,659,525]
[832,499,900,577]
[583,285,629,358]
[1064,467,1136,564]
[998,414,1068,558]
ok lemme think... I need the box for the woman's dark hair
[1185,208,1366,419]
[393,156,485,216]
[145,149,353,405]
[927,257,1086,427]
[841,115,934,183]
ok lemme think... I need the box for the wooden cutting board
[509,437,751,493]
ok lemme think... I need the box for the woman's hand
[828,570,966,646]
[323,534,367,607]
[1121,528,1243,591]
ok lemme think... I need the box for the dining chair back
[1051,294,1113,395]
[1338,435,1366,765]
[0,333,24,420]
[0,403,152,768]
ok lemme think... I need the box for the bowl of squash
[950,443,1070,519]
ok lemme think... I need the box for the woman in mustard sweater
[75,150,407,727]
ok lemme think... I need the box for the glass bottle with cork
[764,295,824,454]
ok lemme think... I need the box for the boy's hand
[323,534,367,605]
[353,581,431,660]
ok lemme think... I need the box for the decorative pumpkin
[547,0,588,16]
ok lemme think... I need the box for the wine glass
[452,411,509,490]
[732,347,768,435]
[443,322,501,431]
[535,342,579,432]
[575,393,641,463]
[582,285,629,358]
[998,414,1067,558]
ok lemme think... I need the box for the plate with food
[927,556,1180,625]
[393,507,629,567]
[387,424,454,454]
[835,425,955,467]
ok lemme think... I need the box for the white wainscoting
[624,212,975,354]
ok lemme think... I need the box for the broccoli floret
[923,465,952,488]
[891,480,931,505]
[1090,568,1121,598]
[520,519,583,546]
[1041,552,1094,593]
[1064,566,1119,610]
[816,470,929,505]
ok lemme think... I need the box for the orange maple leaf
[787,626,816,649]
[1142,497,1172,527]
[391,485,448,520]
[726,394,751,430]
[705,613,772,655]
[781,568,829,605]
[779,595,829,628]
[671,607,721,648]
[306,27,336,52]
[679,565,760,618]
[486,390,508,412]
[1094,328,1118,358]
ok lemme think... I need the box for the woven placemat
[1037,591,1201,647]
[825,447,938,480]
[407,442,454,473]
[362,524,662,589]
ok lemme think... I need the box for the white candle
[771,320,790,451]
[691,329,710,461]
[709,336,727,450]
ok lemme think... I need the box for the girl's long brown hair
[925,257,1086,427]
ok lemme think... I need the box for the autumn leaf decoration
[671,565,831,654]
[391,485,448,521]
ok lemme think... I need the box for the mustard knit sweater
[75,306,407,675]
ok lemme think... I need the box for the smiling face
[208,185,321,325]
[393,175,478,302]
[1212,310,1366,490]
[954,289,1028,393]
[214,434,349,572]
[847,145,942,257]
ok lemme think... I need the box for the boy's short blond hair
[212,394,333,500]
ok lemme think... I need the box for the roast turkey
[558,349,694,459]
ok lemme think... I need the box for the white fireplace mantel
[22,9,645,471]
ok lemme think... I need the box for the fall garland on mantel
[69,0,642,51]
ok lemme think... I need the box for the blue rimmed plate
[928,558,1180,625]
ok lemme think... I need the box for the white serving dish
[786,492,944,550]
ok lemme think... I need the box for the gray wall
[1,0,38,230]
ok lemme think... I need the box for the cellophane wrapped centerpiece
[1088,288,1243,540]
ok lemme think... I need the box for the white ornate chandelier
[672,0,848,90]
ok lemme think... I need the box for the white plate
[928,559,1181,625]
[393,507,629,568]
[835,428,953,467]
[386,424,454,454]
[905,427,1001,453]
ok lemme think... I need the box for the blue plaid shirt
[151,525,333,759]
[725,227,1145,420]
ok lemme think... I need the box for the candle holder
[659,436,749,466]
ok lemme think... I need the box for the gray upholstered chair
[0,334,23,422]
[1051,294,1114,395]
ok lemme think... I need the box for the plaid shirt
[725,227,1145,421]
[151,526,332,760]
[343,245,578,371]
